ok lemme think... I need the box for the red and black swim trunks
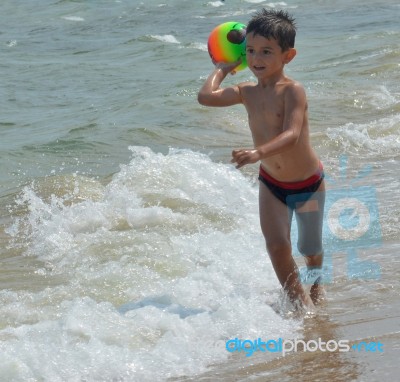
[258,162,325,207]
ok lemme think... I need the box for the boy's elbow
[284,130,300,148]
[292,131,300,145]
[197,91,211,106]
[197,92,206,105]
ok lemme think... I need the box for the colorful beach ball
[207,21,247,71]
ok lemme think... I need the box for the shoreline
[171,239,400,381]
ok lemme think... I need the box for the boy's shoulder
[281,76,305,90]
[235,81,258,101]
[273,77,307,102]
[237,78,305,90]
[237,81,258,90]
[284,79,307,101]
[237,78,306,97]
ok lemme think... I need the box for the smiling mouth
[253,65,266,71]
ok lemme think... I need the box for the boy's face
[245,33,296,81]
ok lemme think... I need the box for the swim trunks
[258,162,325,257]
[258,162,325,208]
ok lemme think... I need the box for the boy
[198,9,325,311]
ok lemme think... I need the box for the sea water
[1,0,399,381]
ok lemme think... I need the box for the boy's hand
[215,59,242,75]
[231,149,261,169]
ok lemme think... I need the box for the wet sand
[173,240,400,382]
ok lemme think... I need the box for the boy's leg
[259,182,314,309]
[294,180,326,304]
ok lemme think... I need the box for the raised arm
[197,62,242,107]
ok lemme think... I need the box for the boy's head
[246,9,296,52]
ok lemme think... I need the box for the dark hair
[246,9,296,51]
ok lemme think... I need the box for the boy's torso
[238,80,320,182]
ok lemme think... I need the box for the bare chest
[245,95,284,140]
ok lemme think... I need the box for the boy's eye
[246,48,272,55]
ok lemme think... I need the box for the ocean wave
[150,34,180,44]
[2,147,298,381]
[326,113,400,156]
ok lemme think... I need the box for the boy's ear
[283,48,296,64]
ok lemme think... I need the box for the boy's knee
[297,239,323,258]
[266,240,291,257]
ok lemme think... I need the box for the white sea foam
[6,40,17,47]
[151,34,180,44]
[368,85,398,110]
[2,148,299,381]
[244,0,288,6]
[326,114,400,155]
[189,42,208,52]
[62,16,85,22]
[208,1,225,7]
